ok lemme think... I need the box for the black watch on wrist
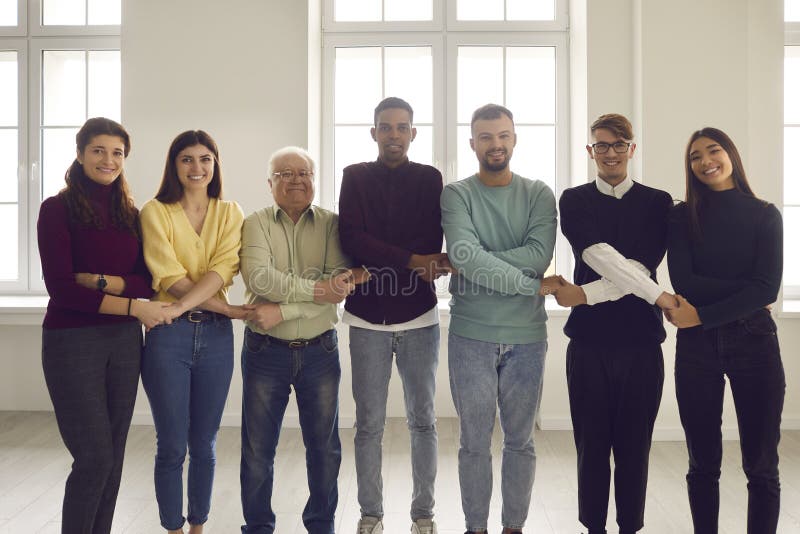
[97,274,108,291]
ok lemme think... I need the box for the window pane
[88,0,121,25]
[507,0,555,20]
[335,0,381,21]
[0,129,17,202]
[506,47,555,124]
[0,51,17,127]
[457,124,473,181]
[385,0,432,21]
[88,51,120,120]
[457,47,503,123]
[513,125,555,194]
[334,125,375,203]
[385,47,433,123]
[335,48,382,124]
[0,204,17,280]
[409,125,433,166]
[457,0,503,20]
[786,47,800,124]
[787,0,800,21]
[784,207,800,287]
[0,0,16,26]
[43,0,85,25]
[42,128,78,201]
[43,51,86,126]
[786,127,800,204]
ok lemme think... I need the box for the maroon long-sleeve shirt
[338,159,444,325]
[38,179,154,329]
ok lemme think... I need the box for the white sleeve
[581,242,664,305]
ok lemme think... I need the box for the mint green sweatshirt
[441,173,557,344]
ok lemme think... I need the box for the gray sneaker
[357,516,384,534]
[411,518,437,534]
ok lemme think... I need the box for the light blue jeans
[350,324,439,521]
[448,332,547,532]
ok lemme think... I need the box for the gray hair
[267,146,316,177]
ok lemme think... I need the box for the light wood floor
[1,412,798,534]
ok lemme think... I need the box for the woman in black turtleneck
[667,127,785,534]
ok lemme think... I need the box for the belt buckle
[187,311,203,323]
[288,340,308,349]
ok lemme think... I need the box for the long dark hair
[155,130,223,203]
[59,117,139,236]
[683,127,757,239]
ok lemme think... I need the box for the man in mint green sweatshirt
[440,104,557,534]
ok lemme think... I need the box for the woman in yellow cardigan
[140,130,250,534]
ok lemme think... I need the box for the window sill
[0,296,48,325]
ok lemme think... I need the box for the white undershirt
[342,305,439,332]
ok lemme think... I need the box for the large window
[322,0,569,279]
[0,0,120,293]
[786,1,800,299]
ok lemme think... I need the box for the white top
[342,305,439,332]
[579,177,664,306]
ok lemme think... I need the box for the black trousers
[676,309,785,534]
[566,339,664,534]
[42,321,142,534]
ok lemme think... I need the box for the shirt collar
[273,203,316,222]
[595,176,634,199]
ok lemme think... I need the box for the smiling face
[371,107,416,169]
[269,152,315,215]
[688,136,735,191]
[470,114,517,173]
[175,144,215,193]
[77,134,126,185]
[586,127,635,186]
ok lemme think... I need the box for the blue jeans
[675,309,785,534]
[240,328,341,534]
[448,332,547,532]
[141,313,234,531]
[350,324,439,521]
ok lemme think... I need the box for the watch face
[98,276,107,290]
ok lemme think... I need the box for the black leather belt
[264,330,331,349]
[180,310,223,323]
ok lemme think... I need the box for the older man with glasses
[238,146,368,534]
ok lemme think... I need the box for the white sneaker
[411,518,437,534]
[357,516,384,534]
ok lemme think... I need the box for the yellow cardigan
[140,197,244,303]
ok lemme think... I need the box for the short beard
[482,157,509,172]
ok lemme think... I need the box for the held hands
[131,300,180,330]
[314,270,357,304]
[539,275,587,307]
[408,253,454,282]
[665,294,702,328]
[247,302,284,331]
[224,303,258,321]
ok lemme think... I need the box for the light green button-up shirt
[240,204,349,340]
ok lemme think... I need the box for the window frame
[0,0,26,36]
[784,22,800,300]
[29,0,120,37]
[322,0,571,288]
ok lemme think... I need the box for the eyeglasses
[591,142,631,154]
[272,169,314,181]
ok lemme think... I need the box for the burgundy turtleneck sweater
[37,179,154,329]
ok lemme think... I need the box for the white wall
[0,0,795,438]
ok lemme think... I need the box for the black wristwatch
[97,274,108,291]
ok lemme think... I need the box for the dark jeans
[566,339,664,534]
[240,328,341,534]
[42,321,142,534]
[676,308,785,534]
[141,313,234,531]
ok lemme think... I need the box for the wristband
[127,298,133,316]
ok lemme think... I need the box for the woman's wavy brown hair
[60,117,139,237]
[155,130,223,203]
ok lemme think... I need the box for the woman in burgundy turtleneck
[37,117,179,534]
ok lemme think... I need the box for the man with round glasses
[542,114,676,534]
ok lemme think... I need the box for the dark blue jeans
[42,321,142,534]
[141,313,234,531]
[240,328,341,534]
[675,308,785,534]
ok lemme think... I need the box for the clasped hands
[539,274,702,328]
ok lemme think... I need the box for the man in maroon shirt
[338,97,451,534]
